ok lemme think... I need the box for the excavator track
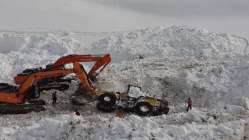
[0,101,45,114]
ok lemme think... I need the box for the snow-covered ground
[0,26,249,140]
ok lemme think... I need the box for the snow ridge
[0,26,249,140]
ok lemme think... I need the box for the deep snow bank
[0,26,249,140]
[0,112,247,140]
[0,26,249,107]
[93,26,249,107]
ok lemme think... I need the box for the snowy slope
[0,26,249,140]
[93,26,249,108]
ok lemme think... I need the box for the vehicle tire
[135,102,153,116]
[162,107,169,115]
[153,107,169,116]
[98,93,116,106]
[96,102,115,112]
[159,100,169,115]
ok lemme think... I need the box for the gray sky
[0,0,248,38]
[90,0,249,17]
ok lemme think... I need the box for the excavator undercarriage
[0,103,45,114]
[0,83,45,114]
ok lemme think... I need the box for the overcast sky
[90,0,249,17]
[0,0,248,38]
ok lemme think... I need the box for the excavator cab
[17,67,43,76]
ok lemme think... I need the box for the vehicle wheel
[162,107,169,114]
[98,93,116,106]
[160,100,169,115]
[135,102,153,116]
[153,107,169,116]
[96,102,115,112]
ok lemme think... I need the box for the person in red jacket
[186,97,192,112]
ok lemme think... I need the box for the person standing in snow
[186,97,192,112]
[52,92,57,105]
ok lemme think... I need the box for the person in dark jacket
[186,97,192,112]
[52,92,57,105]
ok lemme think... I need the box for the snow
[0,113,246,140]
[0,26,249,139]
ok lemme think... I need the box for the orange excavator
[0,61,105,114]
[0,54,111,114]
[0,54,169,116]
[14,54,111,92]
[0,67,74,113]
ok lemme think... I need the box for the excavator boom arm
[50,54,111,78]
[14,54,111,85]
